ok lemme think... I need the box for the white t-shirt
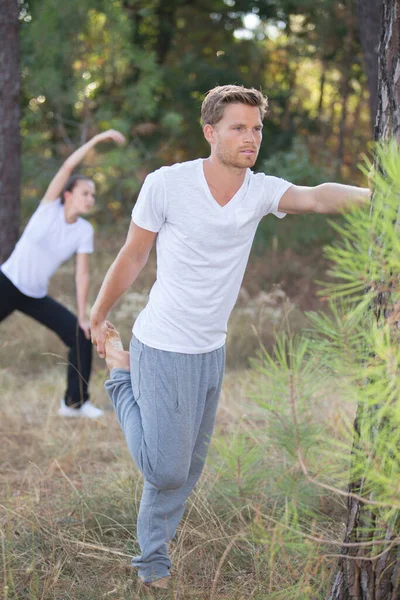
[131,158,292,354]
[1,199,94,298]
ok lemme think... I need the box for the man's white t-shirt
[131,158,292,354]
[1,199,94,298]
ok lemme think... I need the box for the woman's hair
[61,174,93,204]
[201,85,268,127]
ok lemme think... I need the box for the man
[90,85,370,588]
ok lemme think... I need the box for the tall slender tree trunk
[0,0,20,263]
[317,64,326,122]
[335,67,351,178]
[355,0,383,128]
[330,2,400,599]
[155,0,177,65]
[335,10,356,179]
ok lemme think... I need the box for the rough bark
[330,2,400,599]
[374,0,400,143]
[355,0,383,127]
[0,0,20,263]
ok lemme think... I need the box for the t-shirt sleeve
[77,223,94,254]
[36,198,62,213]
[262,176,293,219]
[131,172,166,233]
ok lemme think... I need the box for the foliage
[255,138,340,252]
[261,138,332,187]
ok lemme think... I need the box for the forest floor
[0,230,355,599]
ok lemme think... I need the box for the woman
[0,129,125,418]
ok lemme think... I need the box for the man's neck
[203,156,247,207]
[203,155,247,188]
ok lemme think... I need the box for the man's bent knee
[147,467,188,491]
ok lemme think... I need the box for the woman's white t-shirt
[131,158,292,354]
[1,199,94,298]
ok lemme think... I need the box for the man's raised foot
[104,321,130,372]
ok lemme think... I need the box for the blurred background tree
[0,0,20,262]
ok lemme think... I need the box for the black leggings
[0,271,92,407]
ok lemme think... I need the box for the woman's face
[66,179,96,214]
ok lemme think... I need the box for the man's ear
[203,124,215,145]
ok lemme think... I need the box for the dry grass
[0,345,354,599]
[0,236,354,599]
[0,355,274,599]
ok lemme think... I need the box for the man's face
[207,103,263,169]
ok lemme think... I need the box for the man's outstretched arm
[278,183,371,215]
[90,222,157,357]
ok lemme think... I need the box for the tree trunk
[330,2,400,599]
[0,0,20,263]
[155,0,177,65]
[355,0,383,128]
[317,64,326,122]
[335,67,351,178]
[335,8,356,179]
[374,1,400,144]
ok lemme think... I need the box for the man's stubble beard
[216,143,258,170]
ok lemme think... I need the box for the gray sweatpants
[104,336,225,583]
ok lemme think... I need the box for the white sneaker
[58,399,104,419]
[79,401,104,419]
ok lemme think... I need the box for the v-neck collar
[198,159,250,212]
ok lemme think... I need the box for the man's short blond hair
[201,85,268,127]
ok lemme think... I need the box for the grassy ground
[0,234,355,599]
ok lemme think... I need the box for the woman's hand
[79,318,91,341]
[93,129,126,146]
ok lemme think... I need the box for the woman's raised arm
[40,129,125,205]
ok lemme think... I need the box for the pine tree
[330,1,400,597]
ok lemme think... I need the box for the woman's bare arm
[76,253,91,340]
[40,129,125,205]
